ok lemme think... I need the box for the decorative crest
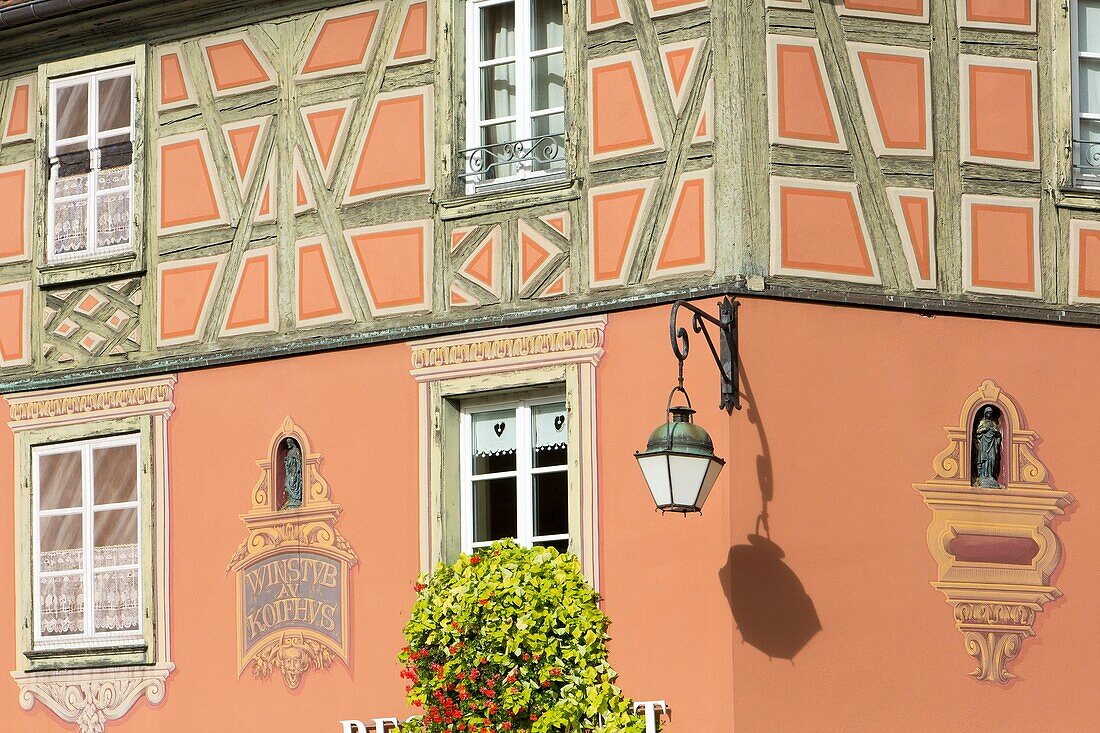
[228,417,357,690]
[915,381,1073,684]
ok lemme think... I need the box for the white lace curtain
[39,543,139,637]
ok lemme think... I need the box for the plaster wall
[0,297,1096,731]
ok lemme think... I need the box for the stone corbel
[11,664,174,733]
[915,380,1073,683]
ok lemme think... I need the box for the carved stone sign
[241,551,346,653]
[229,417,357,690]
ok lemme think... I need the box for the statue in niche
[282,438,303,509]
[973,406,1003,488]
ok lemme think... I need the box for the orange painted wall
[1,298,1099,731]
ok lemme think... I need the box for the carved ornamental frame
[6,375,176,733]
[915,380,1073,683]
[410,315,605,587]
[228,417,358,691]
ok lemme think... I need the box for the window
[47,66,135,262]
[463,0,566,188]
[461,396,569,552]
[1075,1,1100,186]
[32,434,142,651]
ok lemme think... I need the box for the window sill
[439,175,580,222]
[12,662,174,733]
[39,251,144,289]
[24,642,149,672]
[1056,185,1100,211]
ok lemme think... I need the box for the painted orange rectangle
[844,0,924,14]
[965,0,1032,25]
[5,83,29,138]
[968,65,1034,162]
[970,203,1035,291]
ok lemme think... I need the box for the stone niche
[914,380,1073,683]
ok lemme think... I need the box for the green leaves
[398,540,650,732]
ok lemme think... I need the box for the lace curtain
[39,543,139,638]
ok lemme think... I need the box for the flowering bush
[399,540,649,732]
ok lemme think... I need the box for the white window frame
[464,0,566,190]
[460,393,569,553]
[47,65,136,263]
[32,433,143,652]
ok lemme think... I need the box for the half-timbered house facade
[0,0,1097,730]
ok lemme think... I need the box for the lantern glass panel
[636,453,673,508]
[669,454,712,508]
[693,457,725,512]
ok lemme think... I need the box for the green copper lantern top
[642,406,716,457]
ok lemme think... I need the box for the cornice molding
[5,375,176,432]
[410,315,607,381]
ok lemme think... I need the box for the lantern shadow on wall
[634,297,820,659]
[720,363,820,661]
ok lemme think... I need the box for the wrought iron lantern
[635,297,740,514]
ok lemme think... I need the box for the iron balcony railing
[459,133,566,187]
[1073,139,1100,188]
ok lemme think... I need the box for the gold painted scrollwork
[964,631,1024,684]
[915,381,1073,684]
[230,417,356,691]
[251,634,335,690]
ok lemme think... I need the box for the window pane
[40,514,83,571]
[94,569,139,633]
[39,451,83,510]
[1081,59,1100,115]
[54,172,89,199]
[40,574,85,637]
[532,402,567,467]
[53,196,89,256]
[55,82,89,140]
[98,75,131,132]
[480,2,515,60]
[472,408,517,473]
[532,0,563,50]
[93,508,138,568]
[1081,1,1100,54]
[473,477,518,542]
[96,188,132,249]
[533,471,568,537]
[481,62,516,120]
[532,52,564,111]
[476,122,519,180]
[531,113,566,173]
[93,444,137,505]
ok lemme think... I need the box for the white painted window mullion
[517,401,534,548]
[460,410,474,553]
[516,0,533,161]
[82,443,94,640]
[87,75,100,257]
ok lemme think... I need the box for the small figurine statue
[973,406,1002,488]
[282,438,303,509]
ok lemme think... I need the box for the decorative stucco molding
[5,375,176,431]
[915,380,1073,683]
[9,375,177,730]
[228,417,357,691]
[410,316,605,587]
[11,664,174,733]
[410,315,606,380]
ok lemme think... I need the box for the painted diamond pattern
[41,278,143,368]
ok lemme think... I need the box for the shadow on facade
[720,365,821,661]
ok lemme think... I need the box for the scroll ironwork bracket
[669,296,740,414]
